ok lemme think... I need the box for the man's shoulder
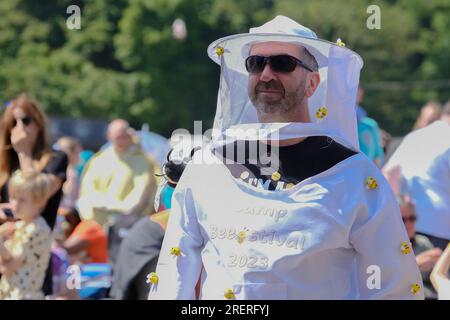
[88,147,111,163]
[414,234,435,251]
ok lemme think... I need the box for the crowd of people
[0,94,164,299]
[0,15,449,300]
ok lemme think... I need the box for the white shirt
[148,149,423,300]
[385,121,450,239]
[438,280,450,300]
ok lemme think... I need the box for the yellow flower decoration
[271,171,281,181]
[316,107,328,119]
[224,288,235,300]
[170,246,182,257]
[146,272,159,285]
[410,283,421,295]
[365,177,378,189]
[237,228,249,244]
[336,38,346,47]
[400,241,411,255]
[215,46,224,56]
[286,183,295,189]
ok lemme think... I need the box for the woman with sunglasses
[0,94,68,297]
[0,93,68,228]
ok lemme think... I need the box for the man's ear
[305,72,320,98]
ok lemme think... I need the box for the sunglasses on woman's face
[12,116,33,128]
[402,216,417,223]
[245,54,314,74]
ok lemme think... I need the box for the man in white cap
[148,16,423,300]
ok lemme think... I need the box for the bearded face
[249,77,307,116]
[247,42,312,121]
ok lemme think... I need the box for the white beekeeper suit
[148,16,423,300]
[384,120,450,242]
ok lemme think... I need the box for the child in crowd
[58,207,108,264]
[0,170,52,299]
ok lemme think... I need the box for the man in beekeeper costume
[148,16,423,300]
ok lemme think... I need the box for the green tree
[0,0,448,137]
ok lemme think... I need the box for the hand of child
[0,221,16,240]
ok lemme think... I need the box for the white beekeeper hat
[207,15,364,151]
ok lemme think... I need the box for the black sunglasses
[12,116,33,128]
[245,54,314,74]
[402,216,417,223]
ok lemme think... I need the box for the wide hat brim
[207,33,363,72]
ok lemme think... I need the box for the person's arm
[62,235,90,256]
[0,240,21,277]
[148,168,204,300]
[17,152,35,171]
[0,222,15,240]
[430,243,450,293]
[41,151,68,198]
[350,174,424,299]
[46,174,64,198]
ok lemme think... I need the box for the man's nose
[259,63,277,82]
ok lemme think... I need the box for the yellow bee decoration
[215,46,224,56]
[316,107,328,119]
[170,246,182,257]
[285,183,295,189]
[271,171,281,181]
[146,272,159,285]
[400,241,411,255]
[237,228,249,244]
[365,177,378,189]
[411,283,421,295]
[224,288,235,300]
[336,38,346,47]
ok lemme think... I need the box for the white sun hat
[207,15,364,151]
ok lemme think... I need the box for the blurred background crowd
[0,0,449,300]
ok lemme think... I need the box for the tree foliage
[0,0,448,136]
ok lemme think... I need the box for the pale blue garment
[161,185,175,209]
[357,115,384,165]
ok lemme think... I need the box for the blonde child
[0,170,52,299]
